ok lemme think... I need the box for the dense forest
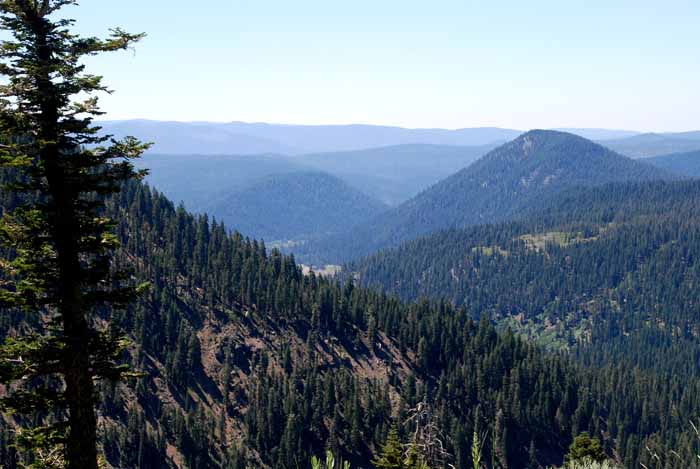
[205,171,388,243]
[296,130,672,265]
[349,180,700,378]
[3,178,700,468]
[2,2,700,468]
[645,149,700,177]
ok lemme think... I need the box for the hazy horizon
[97,118,690,137]
[67,0,699,132]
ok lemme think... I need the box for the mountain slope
[204,171,388,242]
[134,153,311,213]
[298,130,672,264]
[350,180,700,377]
[645,149,700,177]
[292,143,494,205]
[134,145,493,230]
[220,122,522,153]
[2,175,700,468]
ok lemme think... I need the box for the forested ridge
[205,171,388,243]
[295,130,672,265]
[349,180,700,379]
[2,177,700,468]
[2,2,700,469]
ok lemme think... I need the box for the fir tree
[373,425,405,469]
[0,1,147,468]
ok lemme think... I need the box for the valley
[1,3,700,469]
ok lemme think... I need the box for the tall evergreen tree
[0,1,146,468]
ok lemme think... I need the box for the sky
[64,0,700,132]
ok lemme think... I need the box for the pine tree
[472,430,486,469]
[373,425,405,469]
[0,2,147,468]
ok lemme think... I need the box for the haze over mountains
[137,153,308,213]
[122,121,700,249]
[134,145,492,243]
[100,120,521,154]
[291,143,495,205]
[203,171,388,242]
[100,119,698,156]
[296,130,674,264]
[602,131,700,158]
[101,119,700,158]
[645,149,700,177]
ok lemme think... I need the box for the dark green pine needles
[0,1,148,468]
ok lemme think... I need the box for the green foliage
[311,450,350,469]
[565,433,607,464]
[0,172,695,468]
[351,179,700,378]
[560,457,623,469]
[0,1,146,468]
[472,430,486,469]
[1,147,698,468]
[373,426,404,469]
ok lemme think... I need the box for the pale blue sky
[67,0,699,131]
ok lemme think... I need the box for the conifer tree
[373,425,405,469]
[0,1,147,468]
[565,433,607,464]
[471,430,486,469]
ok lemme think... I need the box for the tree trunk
[33,19,100,469]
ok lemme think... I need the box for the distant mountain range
[295,130,674,264]
[134,144,498,224]
[99,120,521,154]
[292,143,495,205]
[602,132,700,158]
[123,122,700,250]
[101,119,700,156]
